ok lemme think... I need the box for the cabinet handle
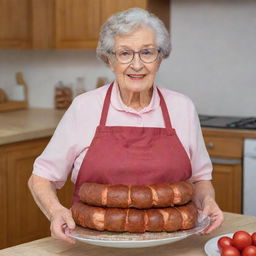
[206,141,214,149]
[211,157,241,165]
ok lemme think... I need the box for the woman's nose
[130,53,144,70]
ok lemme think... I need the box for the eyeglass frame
[107,48,161,64]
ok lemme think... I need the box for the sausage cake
[71,181,198,233]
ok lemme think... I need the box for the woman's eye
[119,51,131,57]
[141,49,153,55]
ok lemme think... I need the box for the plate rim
[204,233,233,256]
[70,231,190,244]
[67,215,210,246]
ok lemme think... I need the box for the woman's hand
[192,180,224,234]
[50,206,76,244]
[199,196,224,234]
[28,174,76,244]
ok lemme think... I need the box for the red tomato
[218,236,234,250]
[252,233,256,246]
[221,246,240,256]
[233,231,252,251]
[242,245,256,256]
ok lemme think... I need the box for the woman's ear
[108,58,115,72]
[156,57,163,71]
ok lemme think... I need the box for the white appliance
[243,138,256,216]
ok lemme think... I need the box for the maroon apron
[73,83,192,203]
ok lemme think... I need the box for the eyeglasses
[109,48,161,64]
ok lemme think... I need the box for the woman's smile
[127,73,146,80]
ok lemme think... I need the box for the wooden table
[0,212,255,256]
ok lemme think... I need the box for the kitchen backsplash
[0,0,255,116]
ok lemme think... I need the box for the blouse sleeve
[188,103,213,183]
[32,97,82,189]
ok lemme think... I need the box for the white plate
[67,215,210,248]
[204,233,233,256]
[204,232,253,256]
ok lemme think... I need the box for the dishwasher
[243,138,256,216]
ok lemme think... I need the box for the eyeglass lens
[115,48,159,63]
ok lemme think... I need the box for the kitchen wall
[0,50,113,108]
[0,0,255,116]
[161,0,256,116]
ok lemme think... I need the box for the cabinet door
[0,0,32,48]
[101,0,147,23]
[0,148,7,249]
[31,0,55,49]
[6,138,50,247]
[212,163,242,214]
[55,0,101,49]
[0,0,54,49]
[101,0,170,31]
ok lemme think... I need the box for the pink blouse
[33,82,212,189]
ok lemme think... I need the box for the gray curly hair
[96,8,171,64]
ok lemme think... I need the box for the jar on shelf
[96,77,108,88]
[75,77,86,96]
[55,81,73,109]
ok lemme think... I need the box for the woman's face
[108,26,162,94]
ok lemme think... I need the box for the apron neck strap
[100,82,173,129]
[157,88,172,129]
[99,82,114,126]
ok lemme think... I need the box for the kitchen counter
[1,108,255,146]
[0,212,255,256]
[202,127,256,139]
[0,108,65,145]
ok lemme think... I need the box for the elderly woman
[28,8,223,244]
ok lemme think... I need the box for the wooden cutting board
[0,88,7,103]
[0,73,28,112]
[0,100,28,112]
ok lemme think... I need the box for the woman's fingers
[199,202,224,234]
[202,214,224,234]
[65,213,76,230]
[50,208,76,244]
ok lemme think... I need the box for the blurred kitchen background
[0,0,255,115]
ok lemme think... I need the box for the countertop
[0,212,255,256]
[202,127,256,139]
[1,108,256,147]
[0,108,65,145]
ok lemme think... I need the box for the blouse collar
[110,81,160,114]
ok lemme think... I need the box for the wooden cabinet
[0,138,73,249]
[0,0,54,49]
[204,136,243,159]
[6,139,50,247]
[0,148,7,249]
[203,131,243,214]
[211,162,241,214]
[0,0,170,49]
[0,0,32,48]
[56,0,170,49]
[55,0,101,49]
[56,0,139,49]
[101,0,147,24]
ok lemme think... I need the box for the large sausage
[176,202,198,230]
[71,202,197,233]
[78,181,193,209]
